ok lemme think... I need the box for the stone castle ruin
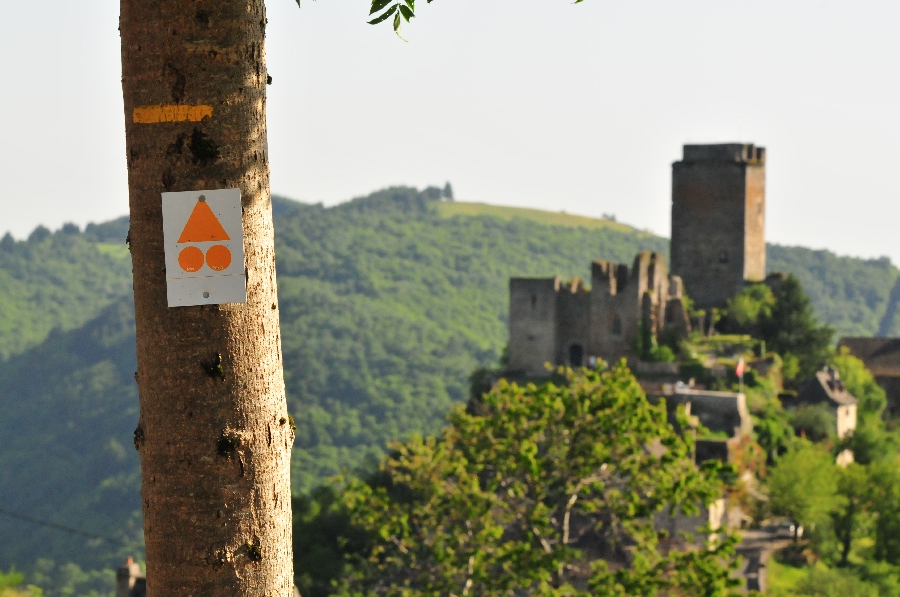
[508,252,691,377]
[507,143,766,375]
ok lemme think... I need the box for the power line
[0,506,136,547]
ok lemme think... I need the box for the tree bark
[120,1,293,595]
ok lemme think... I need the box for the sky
[2,0,899,265]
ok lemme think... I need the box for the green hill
[767,244,900,337]
[1,186,899,582]
[0,218,131,361]
[0,297,142,589]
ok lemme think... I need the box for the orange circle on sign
[206,244,232,271]
[178,246,205,272]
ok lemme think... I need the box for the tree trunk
[120,1,293,595]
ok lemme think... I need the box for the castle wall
[587,252,675,365]
[589,260,639,364]
[671,143,766,309]
[837,404,857,440]
[642,252,670,337]
[509,254,690,376]
[508,278,560,377]
[662,275,691,340]
[555,279,591,367]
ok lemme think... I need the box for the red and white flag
[736,356,745,378]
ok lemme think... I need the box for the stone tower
[670,143,766,309]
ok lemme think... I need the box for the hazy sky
[3,1,899,265]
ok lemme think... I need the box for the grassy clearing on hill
[437,201,641,233]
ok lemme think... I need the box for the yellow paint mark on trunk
[133,104,213,124]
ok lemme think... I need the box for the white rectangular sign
[161,188,246,307]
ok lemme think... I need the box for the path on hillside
[736,529,793,593]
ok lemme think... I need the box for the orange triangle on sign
[177,199,231,243]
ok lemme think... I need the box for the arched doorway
[569,344,584,367]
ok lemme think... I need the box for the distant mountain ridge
[1,187,899,578]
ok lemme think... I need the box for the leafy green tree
[845,423,900,466]
[27,560,114,597]
[336,364,740,596]
[831,464,870,567]
[867,462,900,565]
[720,275,831,385]
[292,488,371,597]
[768,441,839,539]
[789,404,836,443]
[0,569,42,597]
[724,283,776,336]
[634,321,676,363]
[854,561,900,596]
[774,566,880,597]
[753,400,795,465]
[758,274,834,386]
[831,348,887,422]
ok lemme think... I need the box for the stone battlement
[682,143,766,164]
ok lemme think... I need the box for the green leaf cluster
[766,439,900,591]
[720,275,833,385]
[26,561,115,597]
[333,365,741,596]
[831,348,888,423]
[633,321,675,363]
[368,0,428,37]
[767,441,840,535]
[0,568,42,597]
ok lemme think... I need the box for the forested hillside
[0,298,142,587]
[768,244,900,337]
[0,218,130,360]
[1,186,898,584]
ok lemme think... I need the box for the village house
[790,366,858,440]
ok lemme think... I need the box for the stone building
[669,387,753,438]
[671,143,766,310]
[791,366,858,440]
[837,337,900,418]
[648,382,753,466]
[507,252,690,377]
